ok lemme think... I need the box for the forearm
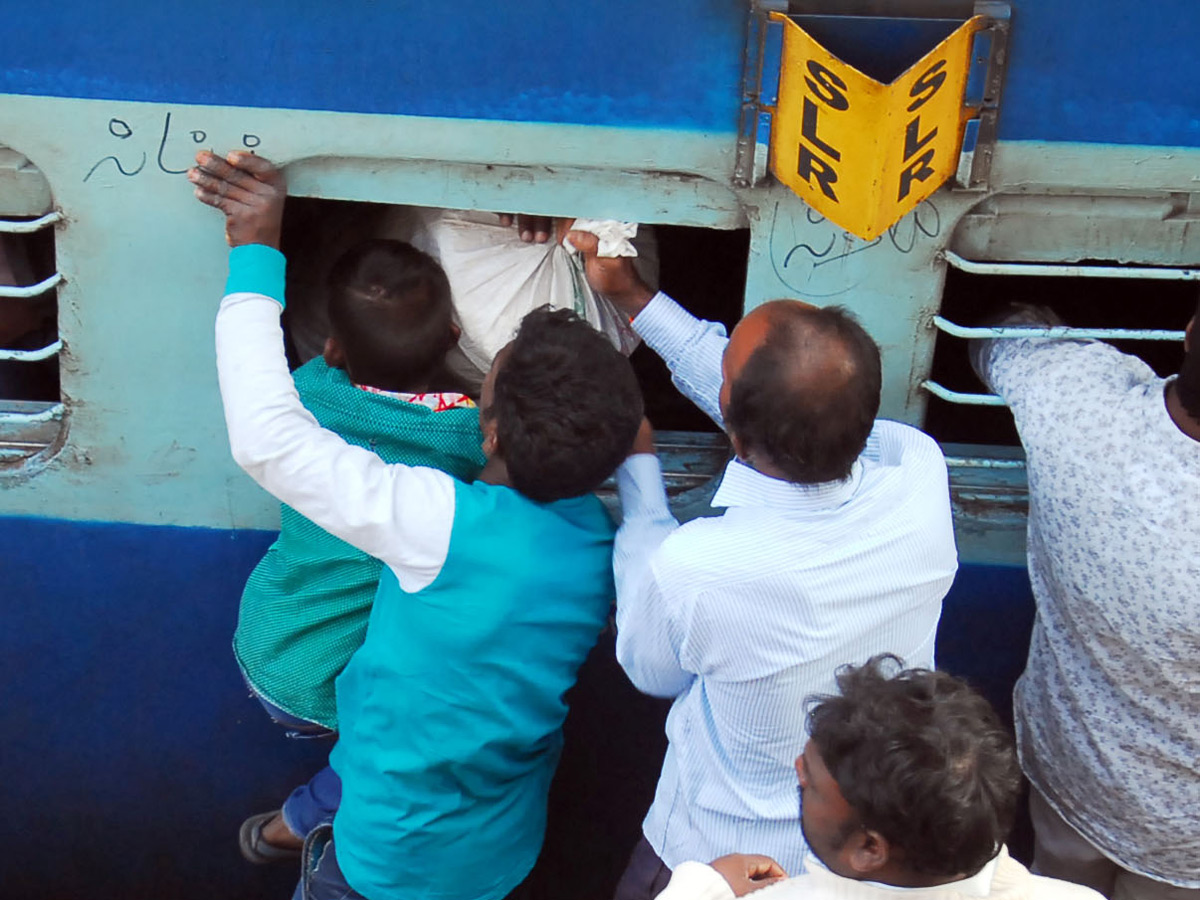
[969,305,1065,392]
[612,454,692,698]
[632,293,729,429]
[215,246,454,580]
[613,454,677,590]
[216,245,306,481]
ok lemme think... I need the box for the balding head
[722,300,881,484]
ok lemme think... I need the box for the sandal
[239,809,303,865]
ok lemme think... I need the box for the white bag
[392,209,656,375]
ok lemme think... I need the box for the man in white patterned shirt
[971,302,1200,900]
[567,233,959,900]
[655,657,1101,900]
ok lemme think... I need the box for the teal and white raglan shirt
[216,244,616,900]
[234,356,485,730]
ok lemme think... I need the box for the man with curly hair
[655,657,1102,900]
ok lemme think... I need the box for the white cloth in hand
[564,219,639,258]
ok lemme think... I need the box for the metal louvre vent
[923,251,1194,407]
[0,148,64,469]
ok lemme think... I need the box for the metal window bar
[0,339,62,362]
[926,254,1194,405]
[0,211,62,234]
[931,315,1186,342]
[1,212,64,431]
[922,380,1007,406]
[0,402,63,425]
[943,455,1025,469]
[941,250,1200,281]
[0,271,63,299]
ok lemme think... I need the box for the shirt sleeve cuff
[632,292,720,353]
[616,453,672,519]
[662,863,737,900]
[226,244,287,305]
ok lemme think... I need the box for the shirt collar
[711,457,865,511]
[353,384,475,411]
[808,854,999,898]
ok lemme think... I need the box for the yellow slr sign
[769,14,987,240]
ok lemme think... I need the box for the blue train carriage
[1,2,1197,898]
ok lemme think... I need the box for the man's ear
[481,416,500,459]
[1186,316,1194,354]
[450,321,461,345]
[323,336,347,370]
[846,829,891,877]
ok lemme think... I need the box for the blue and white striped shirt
[614,293,959,874]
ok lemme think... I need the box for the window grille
[0,151,63,468]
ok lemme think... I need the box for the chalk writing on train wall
[84,112,263,183]
[767,198,941,298]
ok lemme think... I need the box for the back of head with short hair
[726,305,881,484]
[1177,292,1200,419]
[489,308,643,503]
[325,239,455,393]
[807,655,1021,879]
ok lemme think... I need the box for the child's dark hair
[488,308,644,503]
[326,239,455,392]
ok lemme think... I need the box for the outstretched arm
[193,152,456,591]
[568,230,729,429]
[612,422,694,698]
[969,303,1066,393]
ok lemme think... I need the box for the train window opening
[922,263,1195,446]
[0,147,63,470]
[279,197,750,435]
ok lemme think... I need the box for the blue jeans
[294,825,537,900]
[280,764,342,839]
[293,825,366,900]
[251,689,341,838]
[613,836,672,900]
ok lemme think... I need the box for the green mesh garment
[233,357,485,729]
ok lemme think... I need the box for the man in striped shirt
[567,233,959,900]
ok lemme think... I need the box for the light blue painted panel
[2,93,1199,535]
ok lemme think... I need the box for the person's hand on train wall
[189,151,287,250]
[566,229,655,319]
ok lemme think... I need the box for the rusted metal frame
[963,1,1010,188]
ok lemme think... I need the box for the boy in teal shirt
[193,150,644,900]
[234,237,486,859]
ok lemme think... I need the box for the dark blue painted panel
[791,15,962,84]
[0,0,747,133]
[999,2,1200,146]
[1,1,1197,146]
[936,562,1035,725]
[0,514,1036,898]
[0,516,318,899]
